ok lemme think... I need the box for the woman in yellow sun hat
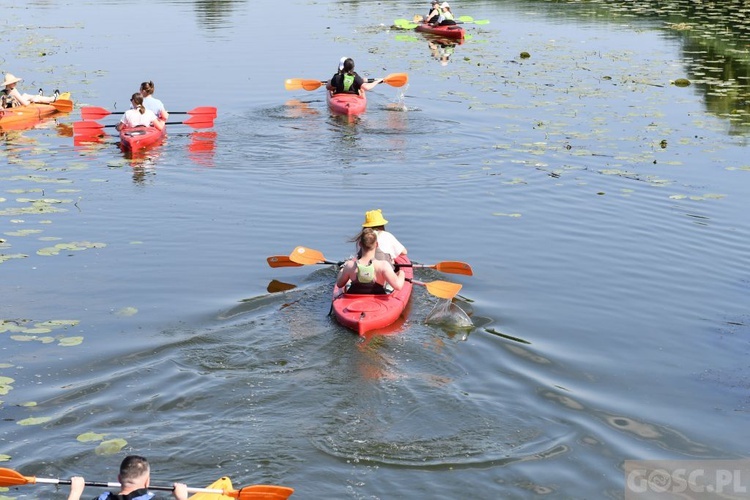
[350,209,407,263]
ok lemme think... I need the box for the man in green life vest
[327,57,384,95]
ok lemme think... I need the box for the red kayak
[326,91,367,116]
[332,255,414,336]
[415,22,465,40]
[119,125,166,151]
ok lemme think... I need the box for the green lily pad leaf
[492,212,522,217]
[0,454,10,462]
[35,320,80,329]
[0,363,13,368]
[115,307,138,317]
[10,335,36,342]
[17,416,52,426]
[95,438,127,455]
[59,336,83,347]
[20,401,37,407]
[77,431,107,442]
[0,253,28,263]
[38,336,56,344]
[4,229,43,237]
[22,327,52,334]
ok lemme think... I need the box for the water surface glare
[1,0,749,498]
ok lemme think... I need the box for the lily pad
[77,431,107,442]
[17,416,52,426]
[95,438,128,455]
[58,336,84,347]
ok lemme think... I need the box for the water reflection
[527,0,750,133]
[192,0,245,30]
[427,38,461,66]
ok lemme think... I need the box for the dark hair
[119,455,149,485]
[140,81,155,96]
[131,93,145,114]
[343,58,355,74]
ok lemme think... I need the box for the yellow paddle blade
[289,246,326,265]
[411,279,462,299]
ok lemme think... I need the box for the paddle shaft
[31,477,219,494]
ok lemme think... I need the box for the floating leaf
[77,431,107,443]
[0,454,10,462]
[59,336,83,347]
[22,327,52,334]
[35,319,79,329]
[17,416,52,426]
[9,335,36,342]
[115,307,138,317]
[20,402,37,407]
[95,438,127,455]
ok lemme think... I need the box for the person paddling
[337,228,405,295]
[140,80,169,121]
[1,73,59,108]
[326,57,383,95]
[352,209,407,263]
[67,455,188,500]
[115,93,165,131]
[436,2,457,26]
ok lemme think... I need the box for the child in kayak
[115,93,165,131]
[338,228,405,294]
[437,2,457,26]
[1,73,59,107]
[425,0,441,24]
[140,80,169,120]
[326,57,383,95]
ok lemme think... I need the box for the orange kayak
[0,102,65,130]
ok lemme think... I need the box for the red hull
[119,126,166,151]
[415,23,465,40]
[326,92,367,116]
[332,255,414,336]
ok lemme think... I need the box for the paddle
[407,278,462,299]
[288,246,463,299]
[81,106,217,121]
[73,116,214,136]
[267,279,297,293]
[394,18,418,29]
[51,99,74,113]
[284,73,409,92]
[458,15,490,24]
[0,468,294,499]
[269,254,473,275]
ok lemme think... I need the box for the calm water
[2,0,749,498]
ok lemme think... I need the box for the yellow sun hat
[362,209,389,227]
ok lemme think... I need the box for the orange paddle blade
[382,73,408,88]
[433,261,473,276]
[289,246,327,265]
[232,485,295,500]
[284,78,325,91]
[0,468,34,487]
[51,99,74,113]
[267,256,303,268]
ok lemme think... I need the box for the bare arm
[336,260,356,288]
[360,79,383,92]
[380,263,405,291]
[67,476,85,500]
[172,482,188,500]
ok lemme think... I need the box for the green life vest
[356,260,375,283]
[343,74,355,92]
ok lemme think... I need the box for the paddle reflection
[188,130,217,168]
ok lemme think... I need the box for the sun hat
[338,56,348,71]
[362,209,389,228]
[2,73,22,87]
[441,2,450,7]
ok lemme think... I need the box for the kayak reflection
[427,37,463,66]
